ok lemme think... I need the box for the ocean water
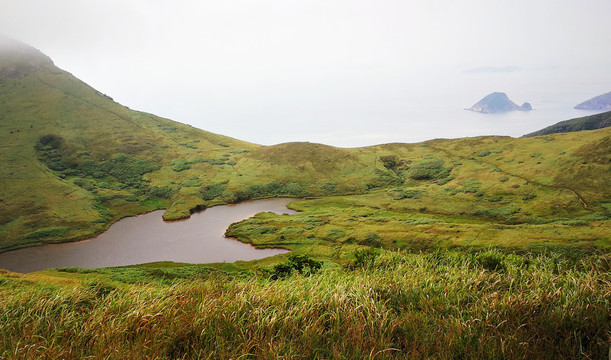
[182,66,609,148]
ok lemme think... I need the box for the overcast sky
[1,0,610,146]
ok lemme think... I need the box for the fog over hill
[1,0,610,146]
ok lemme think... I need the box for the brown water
[0,198,296,273]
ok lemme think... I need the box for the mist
[1,0,610,146]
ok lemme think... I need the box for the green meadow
[1,249,608,359]
[0,41,610,359]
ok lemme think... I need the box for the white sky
[1,0,610,146]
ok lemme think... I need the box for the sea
[134,65,610,148]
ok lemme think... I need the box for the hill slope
[1,38,610,360]
[0,39,258,250]
[523,111,611,137]
[1,39,610,256]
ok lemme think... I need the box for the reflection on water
[0,198,295,273]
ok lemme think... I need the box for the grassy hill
[523,110,611,137]
[1,39,609,256]
[1,39,610,359]
[0,39,260,250]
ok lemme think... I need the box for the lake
[0,198,296,273]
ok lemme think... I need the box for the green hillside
[0,40,259,250]
[1,39,610,255]
[1,39,610,359]
[523,110,611,137]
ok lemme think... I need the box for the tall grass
[1,250,608,359]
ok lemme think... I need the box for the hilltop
[467,92,532,113]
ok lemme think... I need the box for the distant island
[467,92,532,113]
[574,91,611,110]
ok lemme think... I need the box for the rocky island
[467,92,532,113]
[574,91,611,110]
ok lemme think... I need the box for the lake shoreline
[0,198,298,273]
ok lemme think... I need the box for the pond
[0,198,295,273]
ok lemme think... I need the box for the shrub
[182,180,200,187]
[172,160,190,172]
[147,186,176,199]
[436,177,453,185]
[230,149,250,154]
[201,183,227,201]
[459,178,481,193]
[476,251,506,271]
[75,155,159,188]
[325,229,346,240]
[389,189,423,200]
[271,254,322,279]
[24,227,70,240]
[475,205,521,218]
[347,248,380,269]
[35,134,63,151]
[321,182,337,193]
[359,233,382,247]
[406,158,451,180]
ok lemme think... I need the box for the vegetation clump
[406,158,451,180]
[270,254,322,279]
[77,155,159,188]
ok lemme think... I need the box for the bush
[230,149,250,154]
[476,251,506,271]
[236,181,308,200]
[24,227,70,240]
[147,186,176,199]
[271,254,322,279]
[475,205,521,218]
[347,248,380,269]
[35,134,63,151]
[407,158,451,180]
[325,229,346,241]
[359,233,382,247]
[201,183,227,201]
[182,180,200,187]
[389,189,423,200]
[75,155,159,188]
[171,159,190,172]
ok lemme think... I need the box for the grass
[0,249,608,359]
[1,60,610,250]
[1,40,611,359]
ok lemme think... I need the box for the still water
[0,198,296,273]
